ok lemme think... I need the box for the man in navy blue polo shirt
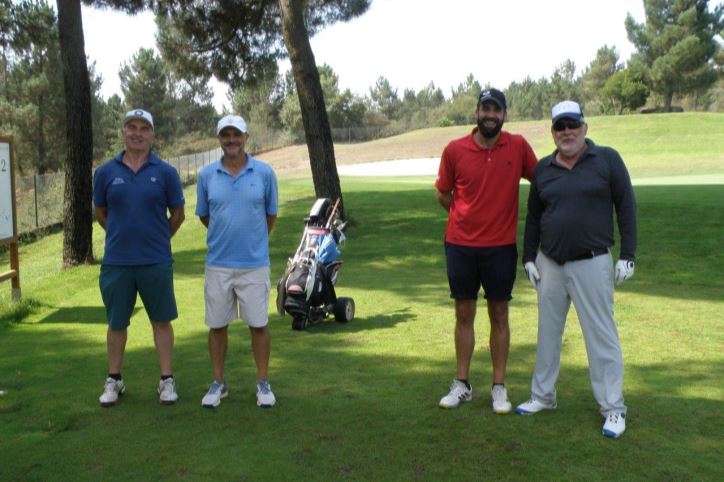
[515,100,637,439]
[93,109,186,407]
[196,115,278,409]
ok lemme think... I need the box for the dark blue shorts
[445,242,517,301]
[99,262,178,330]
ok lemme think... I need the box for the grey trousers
[531,252,626,416]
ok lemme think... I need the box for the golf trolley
[276,198,355,331]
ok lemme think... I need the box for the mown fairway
[0,113,722,481]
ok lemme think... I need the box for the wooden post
[0,136,21,301]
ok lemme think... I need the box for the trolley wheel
[309,307,326,324]
[333,297,355,323]
[291,316,308,331]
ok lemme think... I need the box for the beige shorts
[204,265,271,328]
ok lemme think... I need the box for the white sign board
[0,142,13,240]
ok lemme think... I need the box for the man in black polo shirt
[515,100,637,439]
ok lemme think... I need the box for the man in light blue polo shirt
[94,108,185,407]
[196,114,278,409]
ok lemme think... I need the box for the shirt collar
[217,154,254,174]
[113,150,160,165]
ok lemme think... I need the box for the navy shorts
[445,242,518,301]
[99,262,178,330]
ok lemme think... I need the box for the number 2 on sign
[1,159,6,171]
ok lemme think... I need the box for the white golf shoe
[202,380,228,408]
[158,377,179,405]
[99,377,125,407]
[256,380,276,408]
[491,384,512,414]
[439,379,472,409]
[515,398,557,415]
[602,412,626,438]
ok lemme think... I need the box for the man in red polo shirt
[436,88,537,413]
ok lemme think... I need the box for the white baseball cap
[123,109,154,129]
[551,101,584,123]
[216,115,248,135]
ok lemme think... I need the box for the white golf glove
[524,261,540,290]
[614,259,635,286]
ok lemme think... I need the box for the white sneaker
[99,377,125,407]
[256,380,276,407]
[515,398,557,415]
[491,385,512,414]
[439,379,472,409]
[602,412,626,438]
[201,380,228,408]
[158,377,178,405]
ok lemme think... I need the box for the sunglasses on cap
[553,119,583,131]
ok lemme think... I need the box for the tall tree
[277,0,342,207]
[155,0,372,217]
[51,0,145,265]
[625,0,722,111]
[229,62,285,143]
[97,93,125,159]
[446,73,481,125]
[601,67,650,114]
[119,47,175,141]
[56,0,93,265]
[168,71,217,137]
[546,60,580,107]
[369,76,401,121]
[281,63,366,136]
[3,0,66,174]
[580,45,622,112]
[506,76,548,120]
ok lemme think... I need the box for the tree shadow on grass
[274,309,414,334]
[35,306,131,325]
[266,185,724,304]
[0,322,721,480]
[171,247,207,278]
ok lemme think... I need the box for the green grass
[1,117,723,480]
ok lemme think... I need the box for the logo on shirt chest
[112,177,125,185]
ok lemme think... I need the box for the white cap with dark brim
[551,101,584,123]
[216,115,248,135]
[123,109,154,129]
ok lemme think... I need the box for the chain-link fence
[164,147,223,185]
[11,124,404,236]
[330,125,406,143]
[13,147,223,235]
[14,172,65,234]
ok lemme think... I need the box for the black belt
[565,248,609,264]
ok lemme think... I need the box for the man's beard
[477,118,503,139]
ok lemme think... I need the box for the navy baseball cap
[478,88,506,110]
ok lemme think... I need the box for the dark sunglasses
[553,119,583,131]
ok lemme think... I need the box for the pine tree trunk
[664,91,674,112]
[56,0,94,266]
[278,0,345,218]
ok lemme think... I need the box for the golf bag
[276,198,355,330]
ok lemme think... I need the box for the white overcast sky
[82,0,653,112]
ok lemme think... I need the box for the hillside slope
[258,113,724,179]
